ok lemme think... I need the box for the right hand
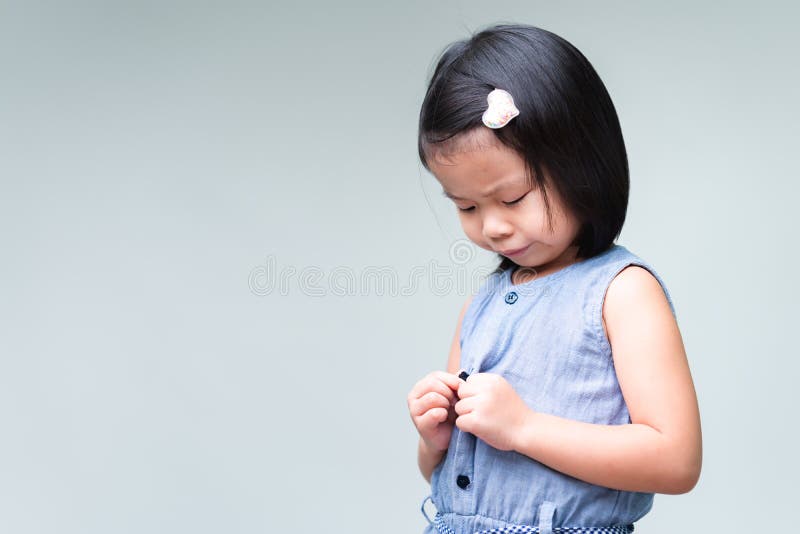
[407,370,463,453]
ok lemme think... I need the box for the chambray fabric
[420,244,677,534]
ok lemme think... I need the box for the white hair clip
[481,88,520,129]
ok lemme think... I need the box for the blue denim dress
[420,244,677,534]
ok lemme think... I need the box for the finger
[457,380,475,399]
[407,377,430,401]
[429,375,458,404]
[463,371,488,384]
[408,373,458,405]
[454,396,475,416]
[408,381,456,411]
[432,370,462,392]
[455,412,475,433]
[419,407,448,430]
[410,391,450,417]
[411,391,450,416]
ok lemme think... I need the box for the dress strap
[538,501,556,534]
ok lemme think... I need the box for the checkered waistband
[433,512,634,534]
[421,495,634,534]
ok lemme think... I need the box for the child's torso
[422,244,677,533]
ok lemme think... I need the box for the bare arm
[511,267,702,494]
[418,438,446,484]
[418,295,472,483]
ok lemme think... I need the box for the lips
[500,245,528,256]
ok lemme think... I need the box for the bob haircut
[418,23,630,275]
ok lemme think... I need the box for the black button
[456,475,470,489]
[504,291,518,304]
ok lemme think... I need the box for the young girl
[407,24,702,534]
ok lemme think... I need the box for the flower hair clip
[481,88,520,129]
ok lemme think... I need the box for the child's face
[427,127,582,273]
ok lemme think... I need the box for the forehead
[424,127,508,166]
[425,128,530,191]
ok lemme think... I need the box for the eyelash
[457,192,528,212]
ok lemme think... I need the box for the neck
[512,245,581,283]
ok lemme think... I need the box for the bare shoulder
[602,265,675,340]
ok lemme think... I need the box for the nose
[482,210,513,242]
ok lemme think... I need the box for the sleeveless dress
[419,244,677,534]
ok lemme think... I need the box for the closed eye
[456,192,528,212]
[504,192,528,206]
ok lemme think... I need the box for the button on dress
[420,244,677,534]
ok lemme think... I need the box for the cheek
[458,215,483,240]
[552,206,580,236]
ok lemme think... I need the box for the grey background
[1,1,796,532]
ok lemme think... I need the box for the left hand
[454,371,533,451]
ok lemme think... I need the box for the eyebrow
[441,178,526,201]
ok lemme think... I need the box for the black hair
[417,23,629,275]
